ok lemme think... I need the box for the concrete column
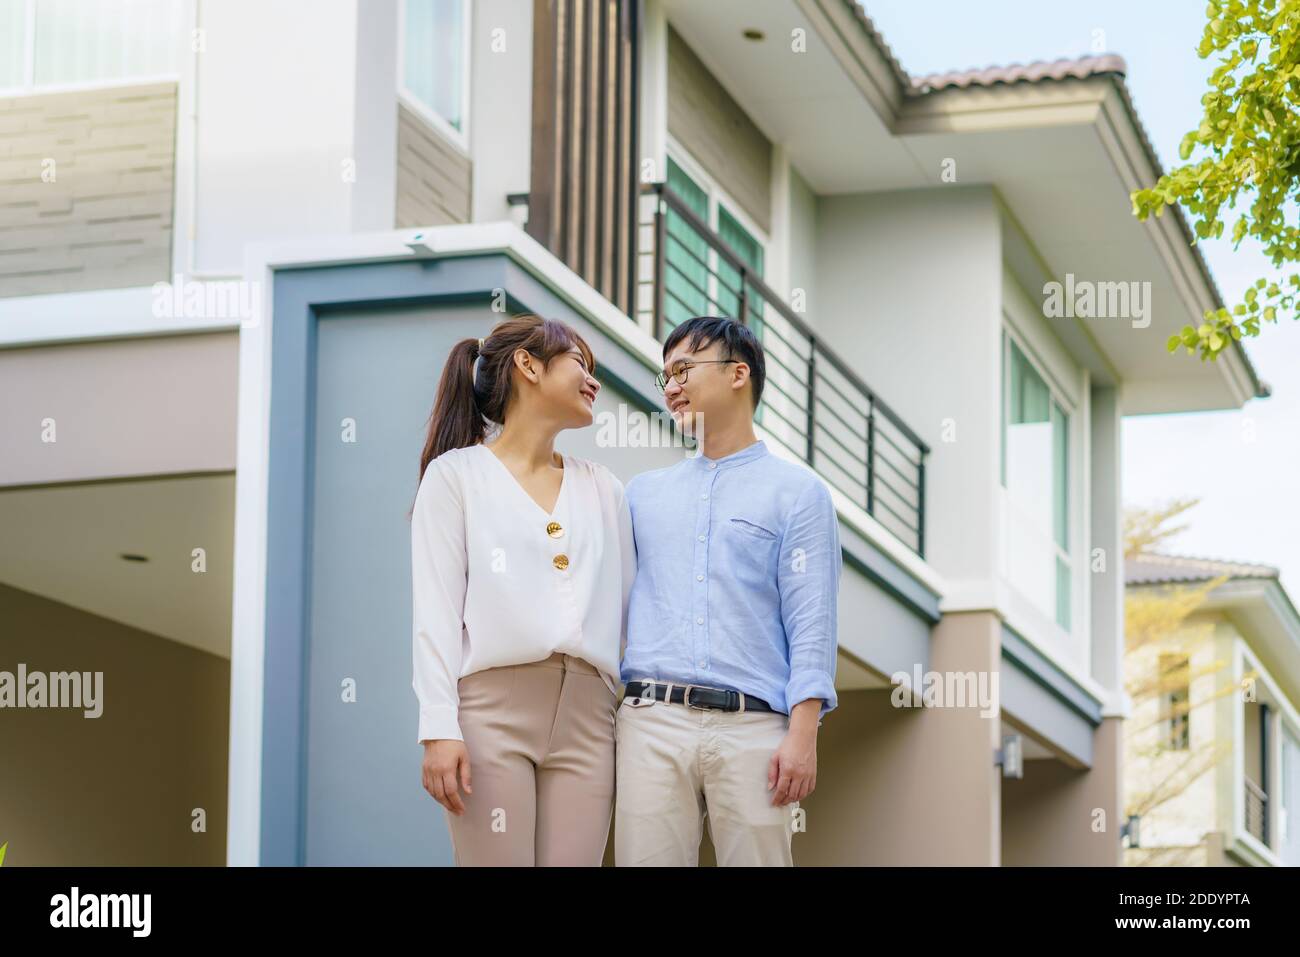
[796,611,1003,865]
[1002,716,1124,865]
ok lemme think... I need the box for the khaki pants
[445,651,616,866]
[614,681,797,866]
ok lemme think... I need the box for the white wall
[194,0,381,274]
[814,186,1002,584]
[786,163,818,319]
[468,0,533,223]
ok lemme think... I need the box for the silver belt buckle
[682,684,708,710]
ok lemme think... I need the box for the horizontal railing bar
[872,473,921,516]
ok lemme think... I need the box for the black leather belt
[623,680,778,714]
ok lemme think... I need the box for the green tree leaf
[1132,0,1300,360]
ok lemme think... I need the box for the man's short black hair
[661,316,765,410]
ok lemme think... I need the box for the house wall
[0,332,238,487]
[0,582,229,865]
[0,82,177,299]
[794,610,1003,865]
[814,186,1001,582]
[395,101,472,228]
[193,0,373,274]
[666,24,771,233]
[1122,609,1226,859]
[785,163,818,320]
[467,0,532,224]
[1002,716,1123,865]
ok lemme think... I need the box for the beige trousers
[445,651,616,866]
[614,681,798,866]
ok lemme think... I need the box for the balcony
[637,181,929,557]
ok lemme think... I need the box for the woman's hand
[422,739,472,814]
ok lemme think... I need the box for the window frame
[1001,323,1076,633]
[664,136,769,289]
[396,0,472,154]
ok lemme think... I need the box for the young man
[616,315,842,866]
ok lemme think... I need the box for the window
[1158,654,1191,750]
[664,156,710,333]
[1002,331,1071,631]
[1,0,181,92]
[400,0,470,147]
[663,154,765,332]
[662,153,772,426]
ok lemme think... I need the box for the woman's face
[535,344,600,428]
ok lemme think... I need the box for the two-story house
[0,0,1267,865]
[1125,554,1300,867]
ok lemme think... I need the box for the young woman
[410,314,635,866]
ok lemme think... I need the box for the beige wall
[0,331,238,488]
[1002,717,1124,866]
[395,101,472,228]
[666,25,771,233]
[0,582,228,865]
[0,82,176,298]
[795,611,1003,865]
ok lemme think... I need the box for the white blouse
[411,442,635,743]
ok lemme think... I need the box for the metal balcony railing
[637,181,929,557]
[1245,777,1269,845]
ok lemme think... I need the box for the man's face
[659,338,747,436]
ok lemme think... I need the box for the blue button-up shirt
[623,439,841,720]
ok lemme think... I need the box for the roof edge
[839,1,1267,399]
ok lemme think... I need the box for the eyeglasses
[654,359,738,393]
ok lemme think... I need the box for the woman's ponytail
[417,336,486,487]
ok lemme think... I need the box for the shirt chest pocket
[727,516,779,541]
[720,515,781,584]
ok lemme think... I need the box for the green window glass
[717,205,764,338]
[664,157,709,335]
[716,205,765,423]
[1005,335,1071,632]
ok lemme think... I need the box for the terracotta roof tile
[1125,552,1279,587]
[911,54,1128,93]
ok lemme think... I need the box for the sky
[863,0,1300,598]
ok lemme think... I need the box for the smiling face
[660,338,748,437]
[535,343,600,428]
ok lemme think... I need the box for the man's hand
[422,739,472,814]
[768,699,820,806]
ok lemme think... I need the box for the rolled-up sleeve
[777,477,842,721]
[411,458,468,744]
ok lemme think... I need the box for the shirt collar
[693,439,768,470]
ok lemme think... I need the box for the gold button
[546,521,564,538]
[553,553,569,570]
